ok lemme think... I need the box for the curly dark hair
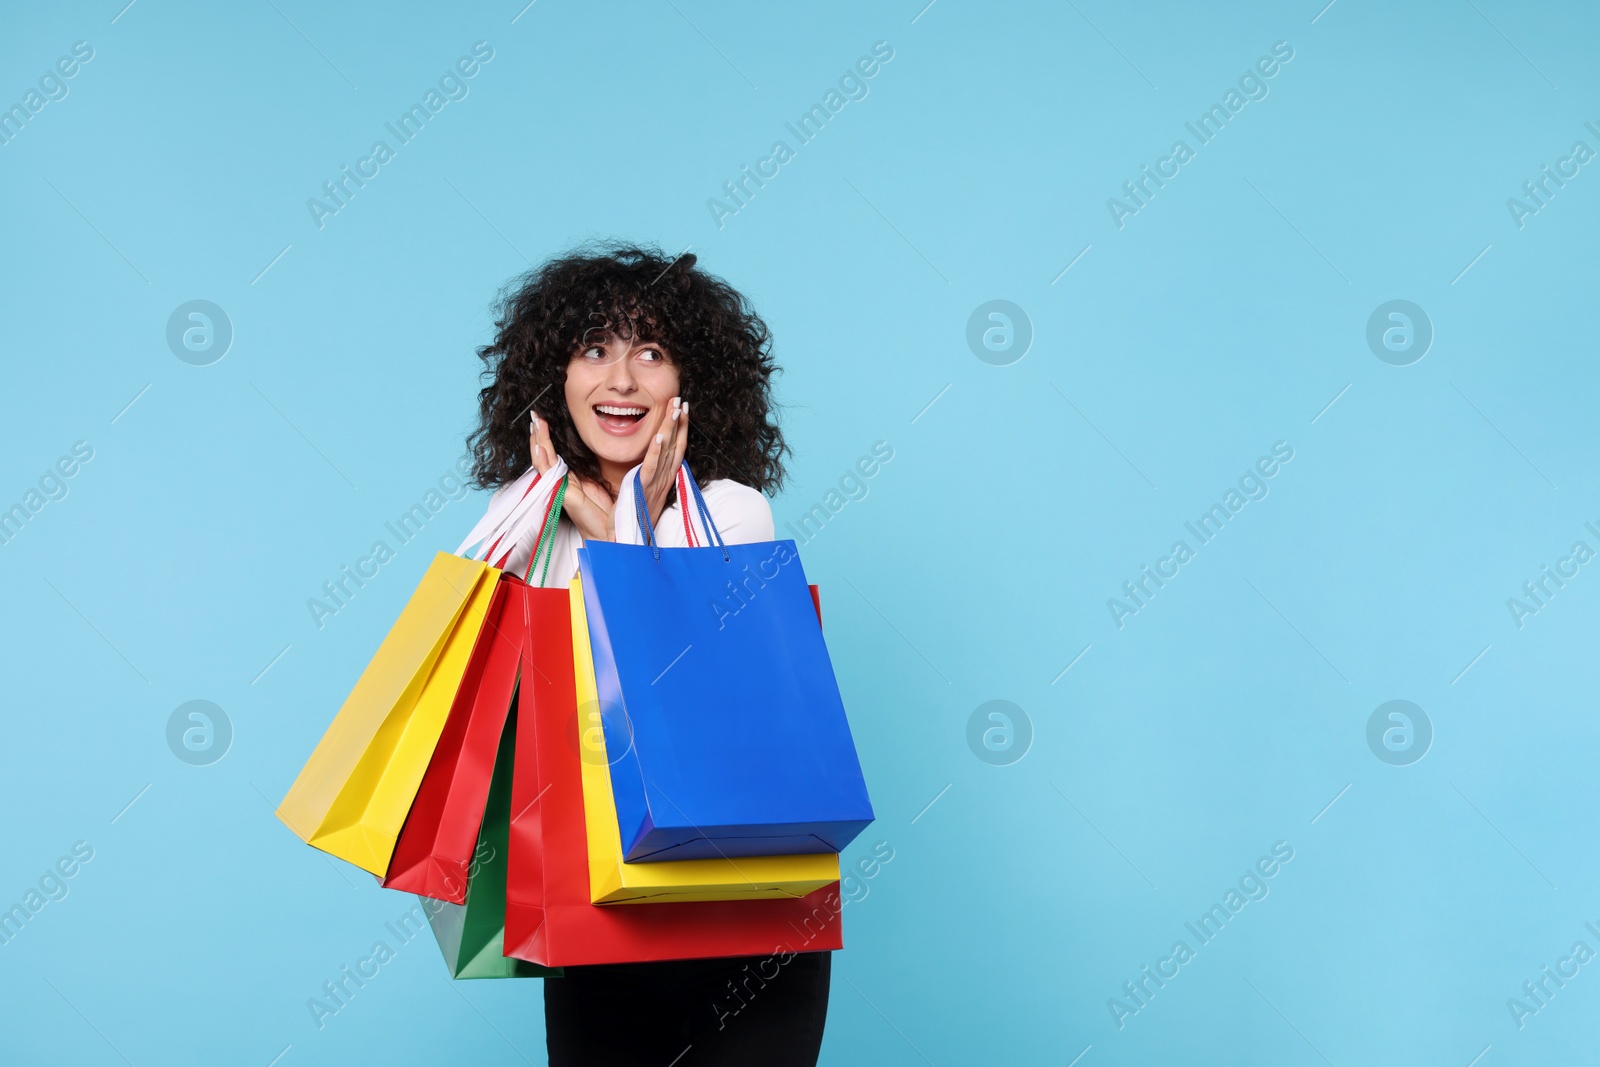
[467,242,788,498]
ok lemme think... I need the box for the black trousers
[545,950,831,1066]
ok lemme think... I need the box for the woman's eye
[637,348,664,362]
[581,346,605,360]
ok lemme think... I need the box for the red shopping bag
[384,481,567,901]
[382,576,525,901]
[503,586,844,967]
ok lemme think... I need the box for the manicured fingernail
[655,433,663,444]
[681,402,688,417]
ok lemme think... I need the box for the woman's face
[563,331,681,485]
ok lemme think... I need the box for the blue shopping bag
[577,464,874,862]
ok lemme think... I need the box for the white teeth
[596,405,646,416]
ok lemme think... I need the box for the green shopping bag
[425,699,560,979]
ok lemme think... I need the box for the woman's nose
[603,356,638,391]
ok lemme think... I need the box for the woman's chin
[588,442,649,469]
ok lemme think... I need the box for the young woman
[466,244,831,1066]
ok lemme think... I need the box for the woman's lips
[594,404,649,437]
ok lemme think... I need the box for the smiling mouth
[594,403,649,436]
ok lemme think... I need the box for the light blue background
[2,0,1596,1063]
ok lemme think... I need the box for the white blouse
[487,461,776,586]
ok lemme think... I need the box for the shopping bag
[503,584,845,966]
[423,701,560,979]
[569,576,838,904]
[382,578,522,900]
[384,479,570,900]
[577,463,874,862]
[277,551,499,876]
[278,466,570,878]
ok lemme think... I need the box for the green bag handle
[522,475,568,587]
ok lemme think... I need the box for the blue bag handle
[633,463,729,562]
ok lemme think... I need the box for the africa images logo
[306,42,494,230]
[1105,41,1295,229]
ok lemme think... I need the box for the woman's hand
[638,397,688,529]
[530,413,615,543]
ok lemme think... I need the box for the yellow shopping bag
[277,552,499,876]
[569,577,839,904]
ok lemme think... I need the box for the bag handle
[523,475,568,587]
[683,465,725,551]
[457,463,545,558]
[633,462,727,561]
[481,477,541,568]
[463,457,569,568]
